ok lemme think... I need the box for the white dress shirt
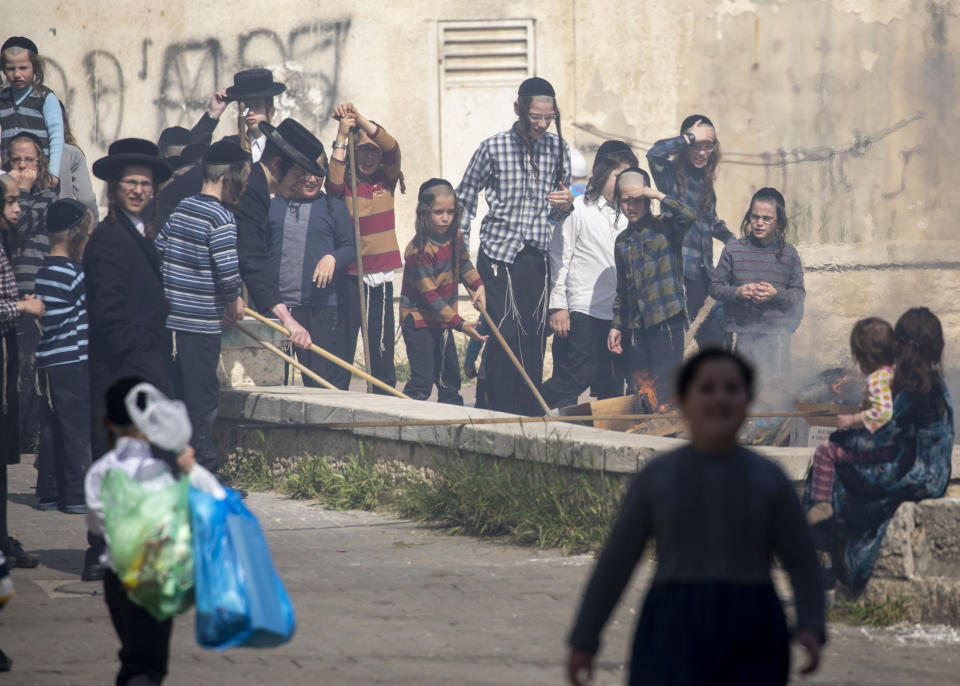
[548,194,628,320]
[251,134,266,163]
[122,210,146,236]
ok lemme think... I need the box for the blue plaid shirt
[456,123,571,263]
[612,196,698,332]
[647,135,735,281]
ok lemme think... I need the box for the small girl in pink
[808,318,896,524]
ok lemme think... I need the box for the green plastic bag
[101,469,195,621]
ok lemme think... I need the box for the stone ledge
[218,386,960,483]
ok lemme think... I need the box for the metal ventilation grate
[440,20,534,85]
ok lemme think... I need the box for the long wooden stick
[234,410,834,431]
[243,308,410,399]
[348,130,374,393]
[467,288,552,417]
[234,322,337,390]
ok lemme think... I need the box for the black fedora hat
[260,119,325,177]
[92,138,173,183]
[225,68,286,103]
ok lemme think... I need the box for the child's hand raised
[461,321,488,342]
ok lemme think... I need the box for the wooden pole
[234,322,338,390]
[348,130,375,393]
[235,409,835,431]
[467,288,552,417]
[244,308,410,399]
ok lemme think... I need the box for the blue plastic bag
[189,486,296,649]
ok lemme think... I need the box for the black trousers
[624,314,685,408]
[1,329,18,545]
[290,304,340,388]
[36,362,92,504]
[401,318,463,405]
[171,331,221,473]
[16,317,42,453]
[477,246,548,416]
[333,279,396,393]
[685,274,725,349]
[104,569,173,685]
[542,312,621,409]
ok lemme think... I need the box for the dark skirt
[631,582,789,686]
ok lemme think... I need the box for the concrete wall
[16,0,960,372]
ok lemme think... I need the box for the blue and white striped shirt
[157,194,242,335]
[35,256,88,368]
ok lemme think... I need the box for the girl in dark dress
[803,307,953,590]
[567,349,824,685]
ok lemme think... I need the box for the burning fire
[831,372,859,396]
[632,371,668,413]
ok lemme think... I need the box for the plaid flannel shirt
[612,196,697,332]
[0,240,21,333]
[646,135,735,281]
[456,123,571,263]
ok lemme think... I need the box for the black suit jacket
[83,212,173,456]
[237,162,282,312]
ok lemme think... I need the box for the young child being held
[0,37,63,185]
[34,200,95,513]
[398,179,487,405]
[807,317,896,525]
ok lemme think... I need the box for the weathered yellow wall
[14,0,960,372]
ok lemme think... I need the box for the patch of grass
[395,455,624,553]
[223,449,279,491]
[828,597,909,627]
[284,456,395,511]
[225,449,625,553]
[394,359,411,383]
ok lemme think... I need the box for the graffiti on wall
[45,18,350,150]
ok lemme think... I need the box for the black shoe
[81,546,105,582]
[2,538,38,569]
[0,648,12,672]
[81,562,105,582]
[36,499,58,511]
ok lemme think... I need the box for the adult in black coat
[84,139,173,461]
[236,119,327,349]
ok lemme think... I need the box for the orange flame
[632,370,658,411]
[831,374,855,395]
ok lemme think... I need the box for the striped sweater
[34,256,88,368]
[8,186,58,294]
[156,194,242,335]
[709,235,805,334]
[326,126,403,276]
[399,233,482,329]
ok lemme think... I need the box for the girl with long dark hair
[709,187,805,386]
[647,115,734,346]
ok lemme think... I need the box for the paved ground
[2,461,959,685]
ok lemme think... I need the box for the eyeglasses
[118,179,154,191]
[691,144,716,154]
[527,114,557,123]
[9,156,37,165]
[749,213,776,225]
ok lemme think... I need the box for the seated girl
[803,307,953,590]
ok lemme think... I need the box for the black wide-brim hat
[225,68,286,103]
[92,138,173,183]
[260,120,325,177]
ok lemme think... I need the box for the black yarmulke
[418,177,453,201]
[596,140,633,158]
[158,126,191,147]
[518,77,555,97]
[1,36,38,54]
[202,140,249,166]
[45,199,88,234]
